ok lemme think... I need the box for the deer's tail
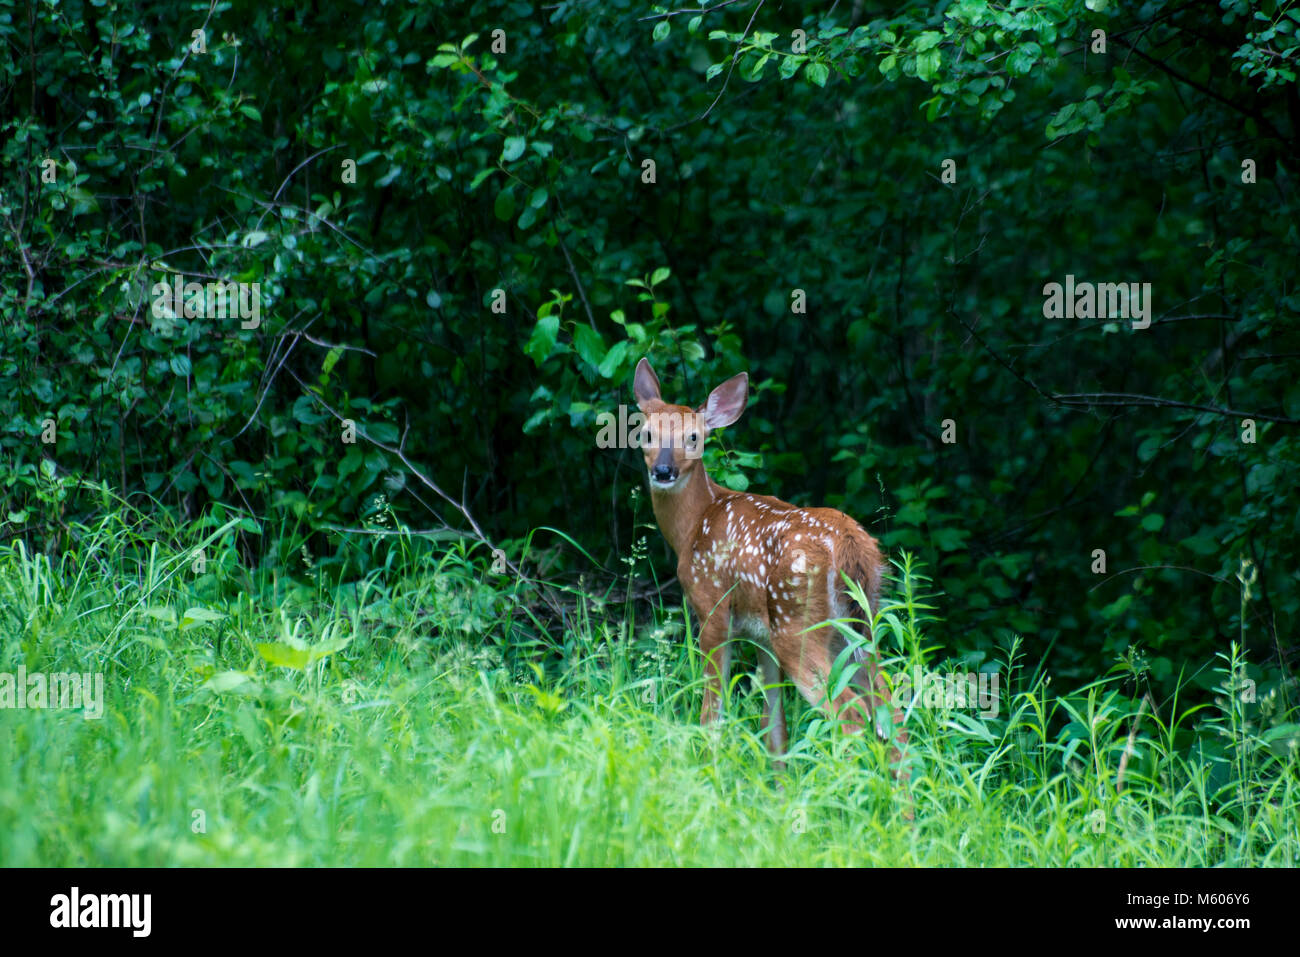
[836,527,886,651]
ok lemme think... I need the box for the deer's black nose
[652,464,676,482]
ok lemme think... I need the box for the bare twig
[282,367,566,618]
[683,0,765,127]
[638,0,749,22]
[1052,392,1298,425]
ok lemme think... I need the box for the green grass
[1,501,1297,866]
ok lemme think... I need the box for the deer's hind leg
[756,642,788,758]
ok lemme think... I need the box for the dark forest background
[3,0,1297,705]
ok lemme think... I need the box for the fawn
[633,358,908,782]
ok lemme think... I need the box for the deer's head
[632,358,748,492]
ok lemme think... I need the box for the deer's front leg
[697,609,732,727]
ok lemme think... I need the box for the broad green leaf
[597,340,629,378]
[494,188,515,221]
[572,324,607,370]
[143,606,178,626]
[203,671,252,692]
[502,136,526,162]
[914,31,942,52]
[525,315,560,365]
[804,61,829,87]
[256,642,312,669]
[181,607,226,630]
[916,49,941,81]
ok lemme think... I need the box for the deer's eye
[641,428,652,445]
[687,432,699,444]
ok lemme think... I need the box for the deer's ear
[633,358,662,410]
[699,372,748,429]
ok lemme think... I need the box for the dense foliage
[2,0,1297,732]
[2,513,1295,865]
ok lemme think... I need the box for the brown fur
[632,359,909,791]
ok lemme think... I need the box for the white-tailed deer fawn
[633,358,908,784]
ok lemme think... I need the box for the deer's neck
[649,467,718,559]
